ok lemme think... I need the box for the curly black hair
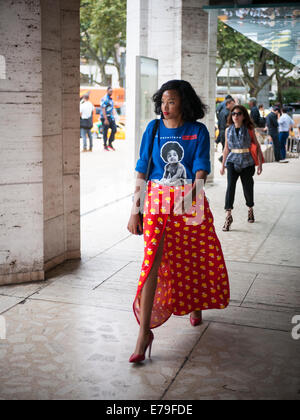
[161,142,184,163]
[152,80,208,121]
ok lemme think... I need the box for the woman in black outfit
[220,105,263,231]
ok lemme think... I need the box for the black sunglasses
[232,112,243,117]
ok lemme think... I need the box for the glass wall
[137,56,159,144]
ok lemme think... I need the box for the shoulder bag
[80,114,93,129]
[137,119,160,235]
[248,129,265,166]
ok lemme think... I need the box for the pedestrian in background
[101,87,117,151]
[278,107,294,161]
[80,93,94,152]
[266,106,281,162]
[249,98,260,128]
[258,104,265,118]
[220,105,263,231]
[255,103,268,145]
[216,94,234,121]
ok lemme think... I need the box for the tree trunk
[273,56,294,106]
[240,60,276,99]
[227,63,230,95]
[276,71,283,106]
[113,48,122,87]
[216,59,226,76]
[99,62,110,86]
[81,36,111,86]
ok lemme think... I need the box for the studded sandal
[248,208,255,223]
[222,214,233,231]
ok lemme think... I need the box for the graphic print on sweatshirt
[135,120,212,184]
[160,141,187,186]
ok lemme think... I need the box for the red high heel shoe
[129,331,154,363]
[190,312,202,327]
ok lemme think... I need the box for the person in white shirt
[80,93,95,152]
[278,107,295,161]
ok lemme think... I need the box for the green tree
[80,0,126,86]
[280,86,300,104]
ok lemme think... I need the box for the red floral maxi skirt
[133,182,230,329]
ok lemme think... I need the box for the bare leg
[133,233,165,355]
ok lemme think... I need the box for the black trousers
[269,131,281,162]
[101,117,117,146]
[225,163,255,210]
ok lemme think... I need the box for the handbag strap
[145,119,160,181]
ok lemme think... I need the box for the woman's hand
[220,166,225,176]
[127,214,143,235]
[257,164,263,175]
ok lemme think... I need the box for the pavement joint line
[0,282,58,315]
[0,301,24,316]
[2,293,297,316]
[240,273,259,307]
[80,193,133,217]
[159,323,210,401]
[26,296,133,313]
[255,180,300,186]
[207,178,300,187]
[238,299,300,310]
[240,302,300,312]
[80,234,132,265]
[2,295,297,333]
[0,181,43,187]
[203,318,293,334]
[226,259,300,270]
[249,194,292,264]
[0,285,50,301]
[92,261,134,290]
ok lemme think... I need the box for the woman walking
[220,105,263,231]
[127,80,230,363]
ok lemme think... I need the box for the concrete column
[207,9,218,180]
[147,0,182,85]
[0,0,80,285]
[126,0,217,181]
[60,1,81,268]
[42,0,81,272]
[181,0,216,180]
[0,0,44,284]
[126,0,149,172]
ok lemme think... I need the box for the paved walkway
[0,138,300,400]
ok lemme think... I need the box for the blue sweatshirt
[135,119,211,184]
